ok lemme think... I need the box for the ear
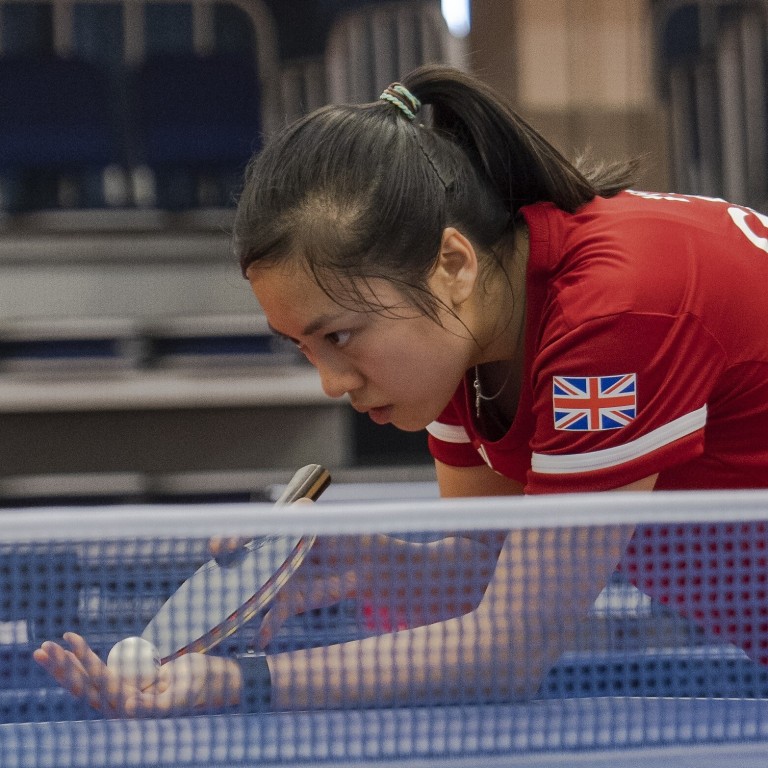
[428,227,479,308]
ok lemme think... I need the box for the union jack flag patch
[552,374,637,431]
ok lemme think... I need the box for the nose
[315,357,363,399]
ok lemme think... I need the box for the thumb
[256,605,280,649]
[209,536,250,557]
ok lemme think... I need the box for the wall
[469,0,670,191]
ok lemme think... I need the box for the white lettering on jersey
[628,190,768,256]
[626,190,726,204]
[728,206,768,254]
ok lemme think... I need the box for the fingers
[33,641,89,698]
[35,634,218,718]
[33,634,110,713]
[256,603,286,649]
[34,634,149,718]
[67,633,129,713]
[208,497,313,557]
[209,536,250,556]
[64,633,131,715]
[257,570,358,649]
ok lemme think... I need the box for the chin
[390,414,433,432]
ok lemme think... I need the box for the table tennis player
[34,64,768,716]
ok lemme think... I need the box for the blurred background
[0,0,763,505]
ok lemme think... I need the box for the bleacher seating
[653,0,768,210]
[0,0,456,216]
[0,0,280,214]
[0,0,453,504]
[325,0,464,104]
[0,54,119,210]
[131,52,262,208]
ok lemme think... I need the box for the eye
[326,330,352,348]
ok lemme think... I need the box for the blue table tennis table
[3,697,768,767]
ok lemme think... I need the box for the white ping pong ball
[106,637,161,690]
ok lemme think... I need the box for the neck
[466,221,528,427]
[471,221,529,368]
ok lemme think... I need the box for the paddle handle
[274,464,332,506]
[214,465,330,567]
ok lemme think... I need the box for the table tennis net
[1,490,768,767]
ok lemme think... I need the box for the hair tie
[379,83,421,121]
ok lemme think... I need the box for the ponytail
[401,65,636,214]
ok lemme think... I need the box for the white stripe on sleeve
[531,405,707,475]
[426,421,472,444]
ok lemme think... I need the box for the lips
[366,405,393,425]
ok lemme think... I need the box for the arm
[436,459,657,495]
[263,516,636,708]
[356,462,524,620]
[260,466,655,702]
[33,472,655,714]
[256,531,502,645]
[434,460,524,498]
[616,474,658,491]
[263,469,653,709]
[256,462,521,643]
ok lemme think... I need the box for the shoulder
[527,193,717,332]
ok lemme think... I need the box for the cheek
[375,335,460,392]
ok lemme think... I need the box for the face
[248,259,473,431]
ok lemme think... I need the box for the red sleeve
[526,312,722,493]
[426,393,486,468]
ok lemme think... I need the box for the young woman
[34,66,768,716]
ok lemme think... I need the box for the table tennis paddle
[141,464,331,663]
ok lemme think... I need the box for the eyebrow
[266,322,292,341]
[267,313,345,340]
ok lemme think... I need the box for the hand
[33,632,241,718]
[254,533,498,647]
[256,535,362,648]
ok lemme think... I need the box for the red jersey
[427,191,768,664]
[427,191,768,493]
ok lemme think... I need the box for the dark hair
[234,65,638,320]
